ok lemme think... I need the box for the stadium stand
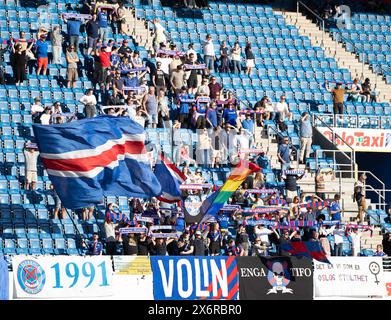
[0,0,389,265]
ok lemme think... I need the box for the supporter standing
[202,34,215,74]
[11,41,32,85]
[299,112,313,165]
[64,17,82,51]
[383,233,391,256]
[230,42,241,74]
[219,41,229,73]
[85,233,103,255]
[170,64,186,95]
[66,44,79,88]
[208,76,222,100]
[244,42,255,75]
[325,81,349,115]
[331,223,345,256]
[24,143,39,191]
[97,8,109,43]
[142,86,158,129]
[152,61,166,94]
[86,14,100,56]
[50,26,63,65]
[277,136,291,171]
[79,89,97,118]
[354,173,367,224]
[330,194,342,222]
[35,34,49,75]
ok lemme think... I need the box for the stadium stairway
[281,10,391,104]
[253,125,383,250]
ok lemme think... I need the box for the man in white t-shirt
[31,97,44,122]
[274,95,292,121]
[348,227,361,256]
[331,224,345,256]
[153,18,167,48]
[79,89,97,118]
[202,34,215,73]
[254,225,274,246]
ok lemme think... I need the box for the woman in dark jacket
[12,41,33,85]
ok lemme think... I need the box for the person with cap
[35,34,49,75]
[86,14,100,56]
[24,142,39,191]
[299,111,313,165]
[277,136,291,171]
[354,173,367,224]
[118,39,132,58]
[325,80,353,115]
[66,44,79,88]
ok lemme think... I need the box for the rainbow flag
[197,161,261,224]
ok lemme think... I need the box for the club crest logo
[266,260,293,295]
[17,260,46,294]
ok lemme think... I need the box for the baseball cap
[195,231,202,235]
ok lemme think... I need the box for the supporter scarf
[156,48,186,56]
[197,97,211,103]
[221,205,241,211]
[62,13,92,20]
[245,219,278,227]
[149,225,177,232]
[180,184,212,190]
[299,201,330,208]
[238,149,264,154]
[246,189,279,194]
[183,64,207,70]
[239,111,263,114]
[179,98,196,103]
[134,214,154,223]
[119,227,148,234]
[121,66,147,74]
[269,199,287,206]
[123,86,146,92]
[242,206,291,214]
[150,233,180,238]
[282,170,305,175]
[345,224,374,237]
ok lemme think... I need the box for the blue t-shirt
[277,143,290,163]
[87,241,103,255]
[223,108,237,126]
[206,108,217,127]
[330,201,341,221]
[242,119,254,133]
[35,40,48,58]
[98,12,108,28]
[217,215,230,229]
[197,103,207,116]
[176,217,185,232]
[179,94,191,114]
[67,20,82,36]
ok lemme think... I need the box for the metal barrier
[297,1,325,46]
[314,113,391,129]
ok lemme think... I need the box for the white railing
[313,113,391,129]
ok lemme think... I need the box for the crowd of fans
[2,0,388,259]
